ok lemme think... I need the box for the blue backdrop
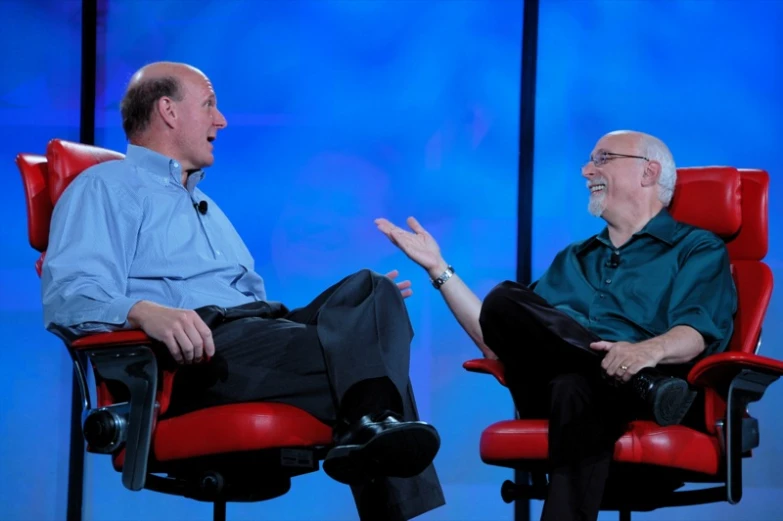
[532,1,783,520]
[4,0,783,520]
[0,1,82,520]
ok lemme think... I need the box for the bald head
[598,130,677,205]
[120,62,206,140]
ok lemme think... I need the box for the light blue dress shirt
[42,144,266,334]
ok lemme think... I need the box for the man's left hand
[589,340,661,383]
[385,269,412,299]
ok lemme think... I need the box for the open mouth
[589,184,606,194]
[207,136,215,143]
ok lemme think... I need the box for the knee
[342,268,399,301]
[479,280,519,329]
[357,268,397,291]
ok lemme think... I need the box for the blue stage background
[0,1,82,520]
[532,1,783,520]
[4,0,783,520]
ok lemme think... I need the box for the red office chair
[16,139,334,521]
[463,166,783,520]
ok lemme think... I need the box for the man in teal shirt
[375,130,737,521]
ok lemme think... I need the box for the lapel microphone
[194,200,208,215]
[606,252,621,268]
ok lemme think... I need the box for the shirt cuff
[669,306,724,354]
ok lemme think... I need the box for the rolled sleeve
[667,232,737,356]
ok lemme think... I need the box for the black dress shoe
[631,369,697,426]
[322,412,440,485]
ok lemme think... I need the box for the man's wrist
[427,260,449,280]
[640,337,667,364]
[430,264,455,289]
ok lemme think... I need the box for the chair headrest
[46,139,125,205]
[15,153,51,252]
[669,166,769,261]
[728,169,769,260]
[668,167,742,238]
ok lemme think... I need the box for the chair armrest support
[64,330,162,492]
[689,353,783,504]
[463,358,508,387]
[723,368,778,504]
[82,344,158,492]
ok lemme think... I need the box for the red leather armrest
[688,352,783,389]
[463,358,508,387]
[70,330,153,349]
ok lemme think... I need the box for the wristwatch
[431,265,455,289]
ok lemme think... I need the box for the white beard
[588,191,606,217]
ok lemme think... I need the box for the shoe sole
[322,423,440,485]
[653,378,697,426]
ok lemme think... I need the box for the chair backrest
[15,139,124,275]
[668,166,772,354]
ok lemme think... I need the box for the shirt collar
[125,144,206,189]
[575,208,677,253]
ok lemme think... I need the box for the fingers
[385,269,399,280]
[406,216,426,234]
[161,333,183,364]
[196,318,215,359]
[173,327,196,364]
[374,218,395,235]
[590,341,612,351]
[183,321,205,362]
[396,280,412,291]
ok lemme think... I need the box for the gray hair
[641,134,677,206]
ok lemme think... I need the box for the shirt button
[599,294,606,299]
[172,161,179,168]
[216,251,222,256]
[605,279,612,284]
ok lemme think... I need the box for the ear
[155,96,178,129]
[641,160,661,187]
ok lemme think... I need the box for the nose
[214,108,228,129]
[581,162,596,179]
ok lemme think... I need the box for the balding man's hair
[120,75,183,139]
[641,134,677,206]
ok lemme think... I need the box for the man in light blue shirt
[42,61,444,521]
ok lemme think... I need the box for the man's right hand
[375,216,448,278]
[127,301,215,364]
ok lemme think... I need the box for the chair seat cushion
[152,402,333,461]
[480,419,722,475]
[112,402,333,470]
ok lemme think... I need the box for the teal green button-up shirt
[532,209,737,360]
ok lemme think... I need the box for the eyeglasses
[586,150,650,167]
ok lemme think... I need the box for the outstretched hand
[375,216,445,276]
[385,269,413,298]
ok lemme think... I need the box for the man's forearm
[641,325,706,366]
[428,262,496,359]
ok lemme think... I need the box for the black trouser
[167,269,445,521]
[479,280,642,521]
